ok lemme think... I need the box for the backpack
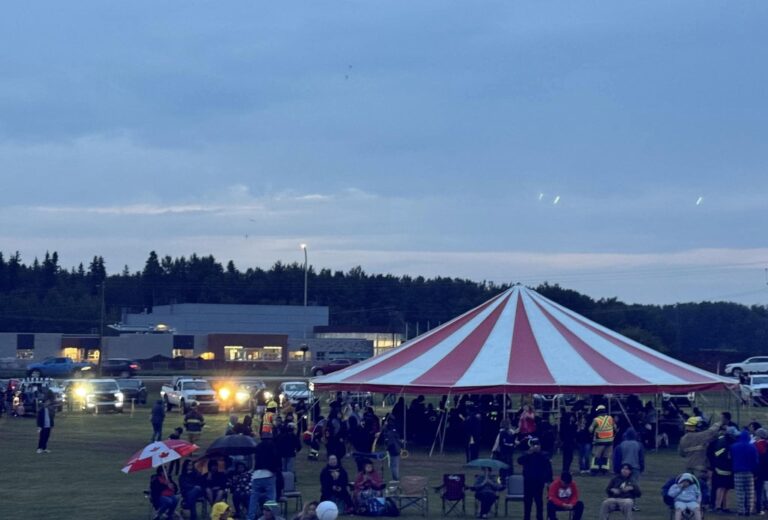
[661,476,677,507]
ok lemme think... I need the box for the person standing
[380,418,403,481]
[731,429,759,516]
[754,428,768,515]
[589,405,615,474]
[517,438,552,520]
[276,422,302,474]
[465,408,483,462]
[184,402,205,444]
[248,431,282,520]
[559,411,578,474]
[36,399,55,454]
[546,472,584,520]
[613,428,644,479]
[150,399,166,442]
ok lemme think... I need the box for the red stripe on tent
[506,293,555,384]
[412,293,511,386]
[532,299,649,385]
[341,290,508,383]
[541,296,715,383]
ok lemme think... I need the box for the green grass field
[2,388,763,520]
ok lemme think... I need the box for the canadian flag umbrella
[121,440,199,474]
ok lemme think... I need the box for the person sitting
[292,500,319,520]
[179,460,204,520]
[204,459,227,505]
[599,463,641,520]
[667,473,702,520]
[149,467,179,520]
[228,461,252,518]
[320,454,354,513]
[352,459,385,509]
[546,472,584,520]
[470,467,504,519]
[211,501,233,520]
[258,500,286,520]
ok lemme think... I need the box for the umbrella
[121,439,198,474]
[464,458,509,471]
[206,434,259,456]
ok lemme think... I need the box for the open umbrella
[206,434,259,457]
[121,439,198,474]
[464,458,509,471]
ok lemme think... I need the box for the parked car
[160,377,218,413]
[26,357,94,378]
[74,379,125,413]
[278,381,312,406]
[311,358,358,376]
[100,359,141,378]
[11,378,64,414]
[724,357,768,378]
[213,379,265,412]
[740,375,768,406]
[116,379,148,405]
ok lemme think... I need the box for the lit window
[172,349,194,359]
[200,352,215,360]
[225,345,244,361]
[61,347,83,362]
[17,349,34,360]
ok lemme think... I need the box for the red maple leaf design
[159,452,170,458]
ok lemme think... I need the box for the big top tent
[312,285,733,395]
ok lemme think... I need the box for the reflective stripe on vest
[593,416,614,440]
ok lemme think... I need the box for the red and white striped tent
[312,285,732,395]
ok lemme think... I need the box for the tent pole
[439,390,452,455]
[655,393,660,453]
[429,405,446,457]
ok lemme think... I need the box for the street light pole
[301,244,308,308]
[300,243,309,376]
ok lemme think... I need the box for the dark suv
[100,359,141,378]
[311,358,358,376]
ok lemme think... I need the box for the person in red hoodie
[547,472,584,520]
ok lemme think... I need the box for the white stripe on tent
[453,290,518,388]
[522,290,607,385]
[364,293,509,386]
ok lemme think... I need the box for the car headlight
[115,392,124,402]
[263,391,273,400]
[235,391,250,403]
[75,387,87,398]
[219,388,231,400]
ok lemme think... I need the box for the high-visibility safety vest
[591,415,615,442]
[262,411,275,434]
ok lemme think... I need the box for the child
[667,473,702,520]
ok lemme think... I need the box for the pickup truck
[160,377,219,413]
[27,357,94,378]
[740,375,768,406]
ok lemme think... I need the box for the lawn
[2,388,763,519]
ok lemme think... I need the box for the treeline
[0,250,766,366]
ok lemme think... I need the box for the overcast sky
[1,1,767,305]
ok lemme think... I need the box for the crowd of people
[139,390,768,520]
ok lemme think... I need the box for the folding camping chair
[435,473,466,516]
[504,475,525,516]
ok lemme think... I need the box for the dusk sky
[1,1,767,305]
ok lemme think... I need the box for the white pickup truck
[160,377,219,413]
[740,374,768,406]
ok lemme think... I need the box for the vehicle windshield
[183,381,211,390]
[118,380,141,388]
[284,383,308,392]
[90,382,119,392]
[752,377,768,385]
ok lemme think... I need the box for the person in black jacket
[517,438,553,520]
[276,422,302,474]
[179,459,204,520]
[36,399,55,453]
[320,454,354,513]
[247,431,283,520]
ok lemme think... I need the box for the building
[314,326,405,356]
[0,303,375,368]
